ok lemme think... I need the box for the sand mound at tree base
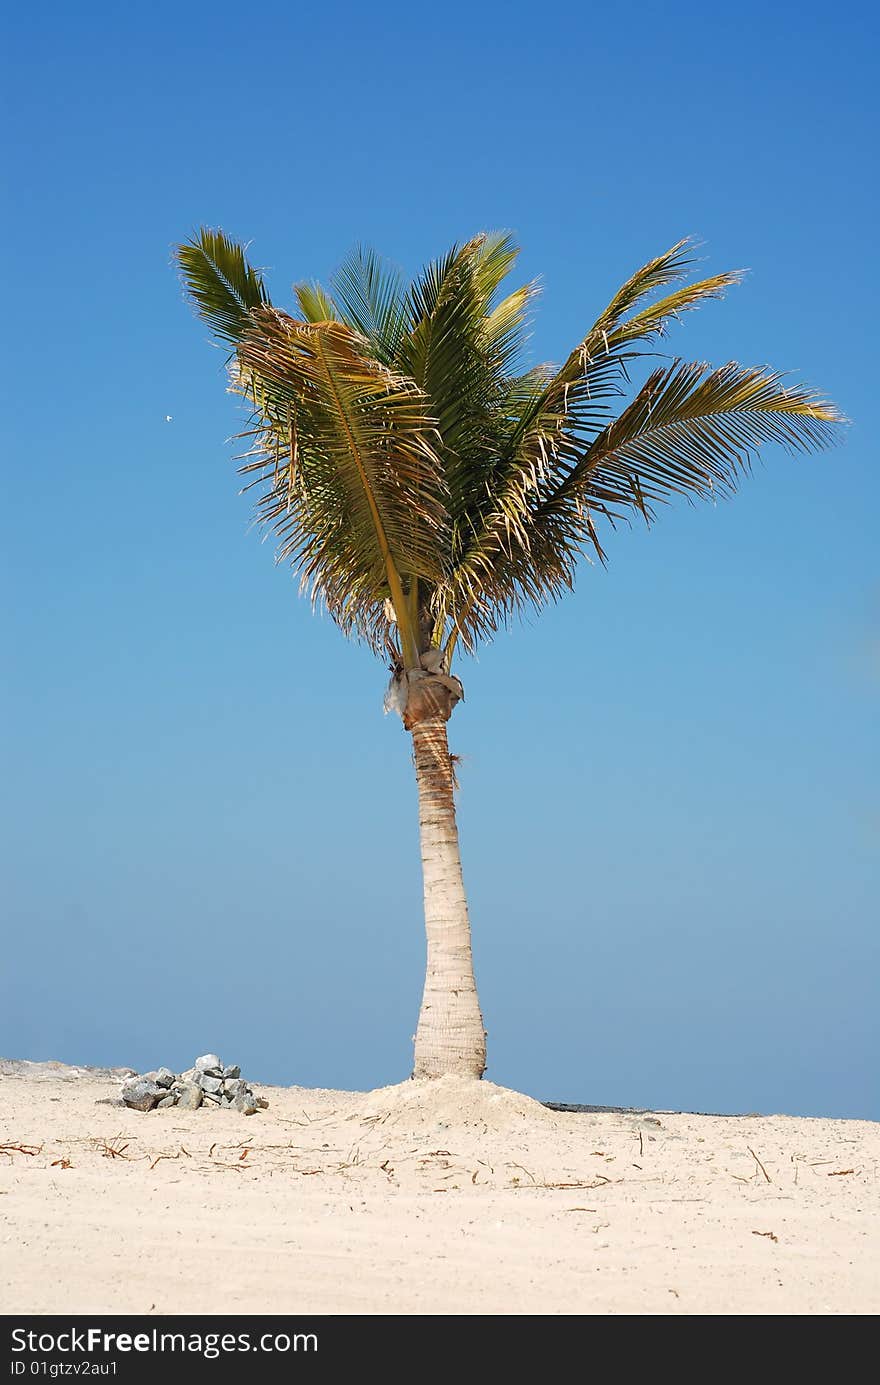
[353,1074,559,1137]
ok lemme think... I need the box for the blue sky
[2,1,877,1117]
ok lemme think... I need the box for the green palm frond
[556,360,840,511]
[397,234,535,544]
[481,282,536,372]
[177,228,270,347]
[444,362,841,652]
[589,238,730,338]
[469,231,521,299]
[233,308,447,661]
[293,280,339,323]
[399,234,530,421]
[397,235,494,444]
[605,271,743,350]
[328,247,411,366]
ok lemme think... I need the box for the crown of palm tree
[178,229,841,672]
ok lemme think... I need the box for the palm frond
[606,271,743,349]
[329,247,410,365]
[480,280,537,374]
[469,232,522,307]
[399,233,529,390]
[294,280,339,323]
[398,236,491,411]
[177,228,270,347]
[397,235,533,520]
[555,360,841,510]
[233,309,447,660]
[588,238,711,335]
[443,361,841,652]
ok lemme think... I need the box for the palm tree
[177,230,841,1081]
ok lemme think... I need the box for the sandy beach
[1,1060,877,1316]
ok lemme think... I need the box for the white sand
[1,1061,877,1316]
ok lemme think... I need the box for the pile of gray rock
[121,1054,268,1116]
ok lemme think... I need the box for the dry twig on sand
[97,1137,133,1160]
[747,1147,772,1183]
[149,1152,183,1172]
[514,1175,612,1191]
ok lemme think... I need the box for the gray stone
[232,1092,258,1115]
[200,1089,222,1104]
[197,1074,223,1093]
[194,1054,223,1077]
[223,1078,248,1099]
[157,1093,177,1108]
[121,1078,163,1112]
[177,1067,198,1084]
[143,1067,175,1089]
[175,1084,203,1110]
[222,1064,241,1080]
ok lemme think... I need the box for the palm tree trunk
[410,715,486,1078]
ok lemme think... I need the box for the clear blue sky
[2,1,877,1118]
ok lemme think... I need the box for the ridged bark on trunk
[410,715,486,1078]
